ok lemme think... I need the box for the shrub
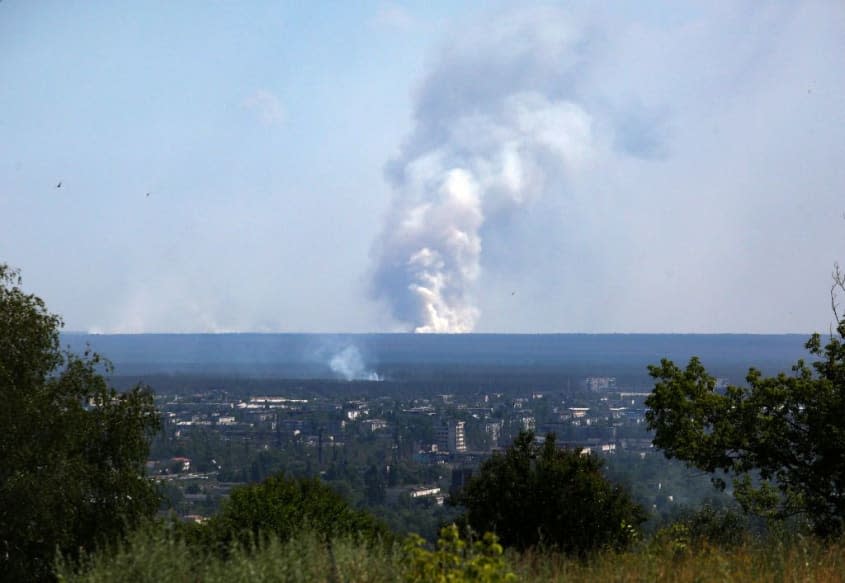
[403,524,516,583]
[651,506,750,555]
[455,431,646,555]
[201,473,392,553]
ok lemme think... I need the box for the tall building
[584,376,616,392]
[485,421,502,448]
[435,420,467,453]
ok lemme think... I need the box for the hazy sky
[2,1,843,334]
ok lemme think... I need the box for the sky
[1,1,843,334]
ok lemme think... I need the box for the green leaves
[455,431,645,555]
[0,264,161,581]
[645,315,845,536]
[403,524,516,583]
[204,473,391,553]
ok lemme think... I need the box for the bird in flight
[56,181,62,188]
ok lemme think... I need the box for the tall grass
[512,537,845,582]
[56,523,403,583]
[58,523,845,583]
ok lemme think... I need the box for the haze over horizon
[2,2,843,334]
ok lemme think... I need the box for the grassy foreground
[58,523,845,583]
[57,527,403,583]
[511,540,845,582]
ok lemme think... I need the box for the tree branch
[832,262,844,323]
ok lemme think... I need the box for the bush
[199,473,392,553]
[456,431,646,555]
[651,506,751,555]
[403,524,516,583]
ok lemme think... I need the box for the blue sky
[1,1,843,333]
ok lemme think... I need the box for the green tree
[0,265,160,581]
[455,431,645,555]
[364,463,387,505]
[203,472,391,551]
[645,281,845,536]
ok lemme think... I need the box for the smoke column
[371,7,596,333]
[329,346,382,381]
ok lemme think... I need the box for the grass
[56,524,403,583]
[58,523,845,583]
[511,537,845,582]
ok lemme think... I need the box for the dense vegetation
[6,261,845,581]
[455,431,645,554]
[0,265,160,581]
[195,473,392,551]
[646,303,845,536]
[57,520,845,582]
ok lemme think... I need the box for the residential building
[435,420,466,453]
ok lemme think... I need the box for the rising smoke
[370,7,598,333]
[329,345,383,381]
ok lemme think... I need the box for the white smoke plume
[371,7,597,333]
[329,345,383,381]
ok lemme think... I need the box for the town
[146,375,722,538]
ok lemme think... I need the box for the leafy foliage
[645,311,845,536]
[651,506,751,556]
[0,265,160,581]
[403,524,516,583]
[455,431,646,554]
[200,472,392,552]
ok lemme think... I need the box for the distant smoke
[329,345,383,381]
[370,7,596,333]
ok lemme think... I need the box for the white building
[435,420,466,453]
